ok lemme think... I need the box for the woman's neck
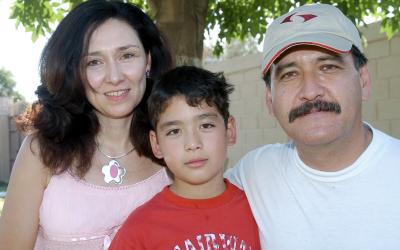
[95,112,133,153]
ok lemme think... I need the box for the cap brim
[262,33,353,75]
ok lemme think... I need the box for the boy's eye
[166,128,180,136]
[200,123,215,130]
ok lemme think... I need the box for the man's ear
[226,116,237,146]
[265,86,275,117]
[149,130,163,159]
[359,64,372,101]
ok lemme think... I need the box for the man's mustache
[288,100,341,123]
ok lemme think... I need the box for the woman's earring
[145,70,150,78]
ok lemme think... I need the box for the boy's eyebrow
[197,112,219,120]
[158,120,180,131]
[158,112,220,131]
[86,44,140,56]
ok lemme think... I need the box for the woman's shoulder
[14,133,52,186]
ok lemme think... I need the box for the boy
[110,66,260,249]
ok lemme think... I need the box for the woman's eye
[121,53,135,60]
[86,59,101,67]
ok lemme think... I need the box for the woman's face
[84,18,150,119]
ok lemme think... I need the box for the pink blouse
[34,168,170,249]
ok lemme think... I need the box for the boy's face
[149,96,236,198]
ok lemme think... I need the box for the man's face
[266,46,371,148]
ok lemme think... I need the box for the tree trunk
[148,0,209,67]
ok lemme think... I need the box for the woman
[0,0,172,249]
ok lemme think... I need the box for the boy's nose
[184,131,202,151]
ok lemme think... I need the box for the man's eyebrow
[316,53,345,63]
[272,53,346,77]
[273,62,297,78]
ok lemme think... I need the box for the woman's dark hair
[262,45,368,87]
[16,0,172,177]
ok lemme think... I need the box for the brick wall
[204,22,400,168]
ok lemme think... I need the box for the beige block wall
[204,22,400,168]
[0,115,11,183]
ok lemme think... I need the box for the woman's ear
[146,53,152,74]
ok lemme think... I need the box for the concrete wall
[0,98,26,183]
[204,22,400,168]
[0,97,12,183]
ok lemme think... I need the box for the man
[226,3,400,250]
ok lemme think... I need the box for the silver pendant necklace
[96,142,135,185]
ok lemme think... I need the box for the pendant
[101,160,126,184]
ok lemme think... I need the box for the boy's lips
[185,158,208,168]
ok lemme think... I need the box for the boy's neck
[169,177,226,199]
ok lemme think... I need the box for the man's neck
[295,124,373,172]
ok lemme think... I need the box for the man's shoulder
[371,126,400,149]
[242,141,293,161]
[225,142,293,179]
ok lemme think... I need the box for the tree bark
[148,0,209,67]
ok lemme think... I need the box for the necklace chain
[96,142,135,159]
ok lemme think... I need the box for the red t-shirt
[110,180,261,249]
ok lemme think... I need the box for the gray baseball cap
[262,3,363,76]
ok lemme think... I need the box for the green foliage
[0,68,25,102]
[206,0,399,56]
[9,0,400,55]
[9,0,146,41]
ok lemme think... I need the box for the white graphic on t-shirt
[173,233,252,249]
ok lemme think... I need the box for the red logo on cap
[281,13,317,23]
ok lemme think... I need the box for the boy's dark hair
[148,66,234,130]
[262,45,368,88]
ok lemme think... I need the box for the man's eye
[280,71,298,81]
[321,64,340,72]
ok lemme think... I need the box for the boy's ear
[149,130,164,159]
[226,116,237,146]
